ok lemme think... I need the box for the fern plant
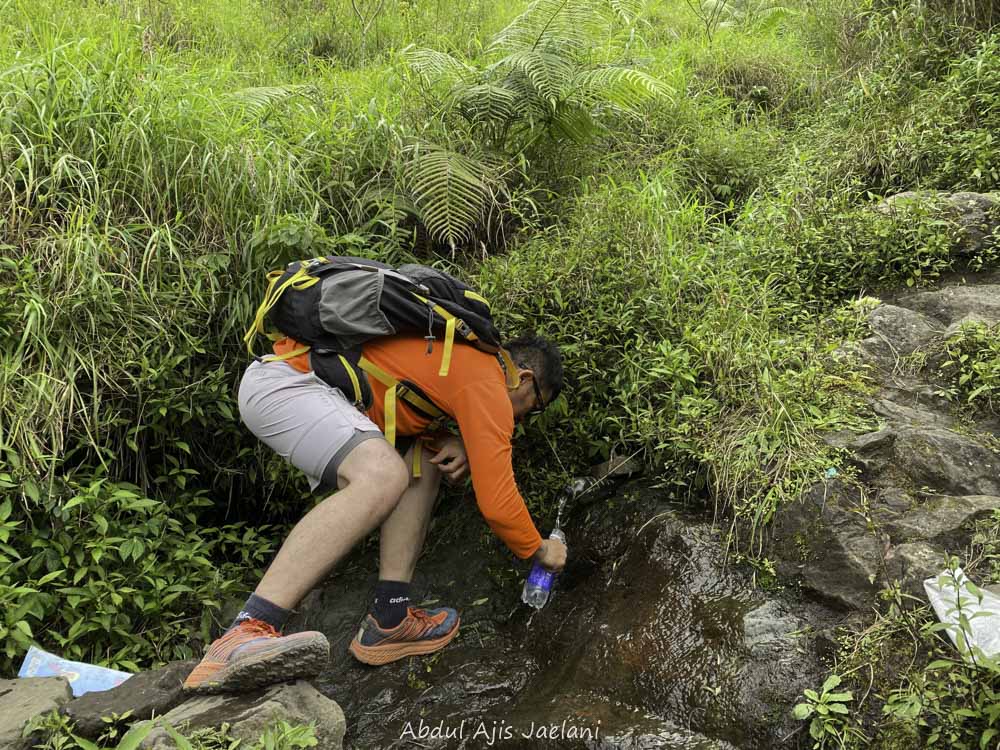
[399,0,671,249]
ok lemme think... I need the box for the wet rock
[742,600,804,653]
[859,304,942,363]
[891,426,1000,496]
[886,495,1000,547]
[591,723,740,750]
[770,480,882,610]
[884,541,948,599]
[62,660,197,739]
[0,677,73,750]
[141,681,345,750]
[872,397,954,428]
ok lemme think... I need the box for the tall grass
[2,0,998,686]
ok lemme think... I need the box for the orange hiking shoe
[182,619,330,694]
[348,606,460,666]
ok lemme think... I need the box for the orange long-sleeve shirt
[272,335,543,559]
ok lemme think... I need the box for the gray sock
[230,593,291,631]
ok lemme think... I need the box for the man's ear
[518,368,534,385]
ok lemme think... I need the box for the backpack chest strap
[357,357,446,446]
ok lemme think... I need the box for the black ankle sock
[372,580,411,629]
[231,593,291,632]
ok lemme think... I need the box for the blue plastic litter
[18,646,131,697]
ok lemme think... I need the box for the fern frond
[225,86,309,117]
[609,0,643,23]
[496,49,575,104]
[403,144,494,248]
[402,46,475,86]
[453,83,520,128]
[570,67,672,111]
[490,0,601,55]
[550,102,605,141]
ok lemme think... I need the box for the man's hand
[428,435,469,484]
[534,537,567,572]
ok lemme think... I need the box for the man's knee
[337,438,409,508]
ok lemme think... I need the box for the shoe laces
[237,618,280,638]
[407,607,441,632]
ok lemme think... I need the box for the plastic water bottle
[521,528,566,609]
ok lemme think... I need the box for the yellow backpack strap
[259,345,311,363]
[410,292,467,377]
[338,355,363,403]
[358,357,400,446]
[438,317,456,377]
[498,348,520,390]
[242,266,320,354]
[384,384,397,446]
[412,440,422,479]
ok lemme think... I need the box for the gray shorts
[237,359,384,492]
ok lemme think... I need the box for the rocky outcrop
[0,677,73,750]
[141,681,346,750]
[61,660,197,739]
[772,276,1000,609]
[290,484,834,750]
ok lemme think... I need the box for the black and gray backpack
[242,256,518,447]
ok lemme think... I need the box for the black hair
[506,333,564,402]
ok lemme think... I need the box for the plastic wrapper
[18,645,132,697]
[924,567,1000,660]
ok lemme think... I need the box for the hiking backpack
[242,255,519,450]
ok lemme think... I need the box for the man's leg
[184,438,408,693]
[256,439,410,609]
[349,442,462,665]
[378,442,442,584]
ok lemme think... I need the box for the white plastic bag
[924,567,1000,660]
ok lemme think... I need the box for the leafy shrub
[27,711,318,750]
[0,475,272,672]
[937,321,1000,414]
[473,168,872,548]
[738,189,961,306]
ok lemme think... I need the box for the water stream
[289,480,835,749]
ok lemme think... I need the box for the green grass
[2,1,1000,745]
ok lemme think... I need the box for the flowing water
[290,481,834,749]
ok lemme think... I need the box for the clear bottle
[521,528,566,609]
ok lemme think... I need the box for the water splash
[554,477,595,530]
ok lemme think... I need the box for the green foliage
[26,711,317,750]
[0,0,998,723]
[881,560,1000,750]
[816,556,1000,749]
[400,0,670,247]
[793,673,860,749]
[474,168,873,547]
[728,185,966,313]
[937,321,1000,415]
[0,475,272,672]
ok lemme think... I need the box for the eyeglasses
[528,375,547,416]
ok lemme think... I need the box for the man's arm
[450,380,543,559]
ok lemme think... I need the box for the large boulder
[770,479,884,610]
[141,681,346,750]
[858,304,942,364]
[0,677,73,750]
[895,284,1000,328]
[890,426,1000,496]
[61,660,197,739]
